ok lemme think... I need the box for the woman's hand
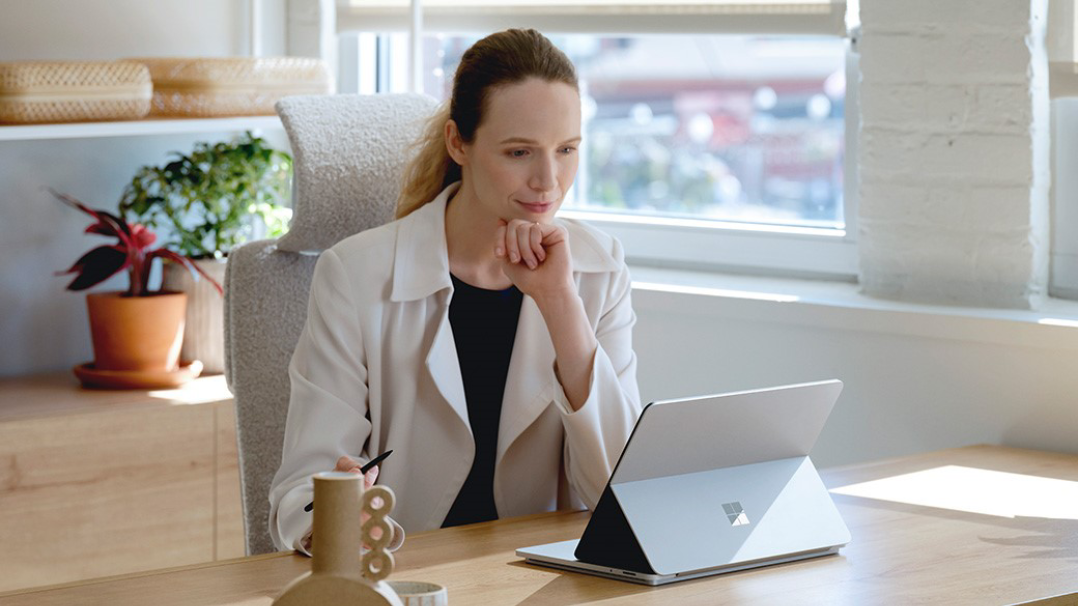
[335,455,380,489]
[496,219,599,410]
[334,455,384,545]
[495,219,575,303]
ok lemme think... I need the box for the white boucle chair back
[224,93,438,555]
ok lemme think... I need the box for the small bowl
[387,580,448,606]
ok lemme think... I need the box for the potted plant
[118,131,292,374]
[53,190,222,388]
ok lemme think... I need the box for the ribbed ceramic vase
[163,257,227,374]
[272,472,404,606]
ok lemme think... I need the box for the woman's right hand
[335,455,385,545]
[335,455,379,489]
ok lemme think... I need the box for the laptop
[516,380,851,586]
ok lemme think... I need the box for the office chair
[223,92,438,555]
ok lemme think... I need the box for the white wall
[630,275,1078,468]
[0,0,288,60]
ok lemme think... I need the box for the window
[337,0,858,278]
[1049,8,1078,299]
[1051,98,1078,299]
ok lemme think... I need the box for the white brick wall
[858,0,1051,308]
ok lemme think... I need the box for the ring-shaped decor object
[361,517,393,551]
[359,484,397,582]
[362,549,395,583]
[361,485,395,551]
[363,485,395,514]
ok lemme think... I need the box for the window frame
[1050,97,1078,299]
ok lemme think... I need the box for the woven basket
[0,61,151,124]
[133,57,332,117]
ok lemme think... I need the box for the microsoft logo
[722,501,750,526]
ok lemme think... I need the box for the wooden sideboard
[0,372,245,593]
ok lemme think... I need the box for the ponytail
[396,103,461,219]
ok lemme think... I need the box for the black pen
[304,450,393,513]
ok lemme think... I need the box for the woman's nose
[529,154,558,194]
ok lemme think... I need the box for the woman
[269,28,641,555]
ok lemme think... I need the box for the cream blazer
[268,181,642,553]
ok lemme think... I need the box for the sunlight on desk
[831,465,1078,520]
[1038,318,1078,328]
[148,375,232,405]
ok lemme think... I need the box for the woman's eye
[507,148,575,158]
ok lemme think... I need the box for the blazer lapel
[424,290,471,435]
[392,181,471,434]
[496,295,556,465]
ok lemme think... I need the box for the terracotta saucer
[73,360,204,390]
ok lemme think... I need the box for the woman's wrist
[530,282,579,312]
[534,287,597,410]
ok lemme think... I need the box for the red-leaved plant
[52,189,223,297]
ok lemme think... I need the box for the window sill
[628,265,1078,352]
[567,210,858,279]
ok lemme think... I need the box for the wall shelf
[0,115,282,142]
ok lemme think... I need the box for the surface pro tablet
[517,380,850,586]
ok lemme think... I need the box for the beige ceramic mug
[387,580,448,606]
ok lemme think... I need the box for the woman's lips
[517,200,554,214]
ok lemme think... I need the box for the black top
[441,273,524,528]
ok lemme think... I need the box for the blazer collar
[391,181,619,302]
[390,182,458,302]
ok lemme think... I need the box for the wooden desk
[2,445,1077,605]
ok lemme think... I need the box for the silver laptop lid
[611,379,843,484]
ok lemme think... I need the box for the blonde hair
[395,28,579,218]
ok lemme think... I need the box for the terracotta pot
[86,291,187,372]
[163,257,227,374]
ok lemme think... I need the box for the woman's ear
[444,119,468,166]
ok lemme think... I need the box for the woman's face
[451,77,582,223]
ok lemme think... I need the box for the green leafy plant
[119,131,292,260]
